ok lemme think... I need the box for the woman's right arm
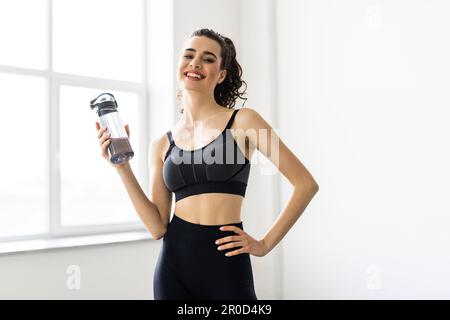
[97,123,172,240]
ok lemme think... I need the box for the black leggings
[153,213,257,300]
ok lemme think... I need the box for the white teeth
[186,72,203,79]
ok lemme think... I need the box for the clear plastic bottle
[90,93,134,164]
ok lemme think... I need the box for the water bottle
[90,93,134,164]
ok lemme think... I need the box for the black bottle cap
[89,93,118,110]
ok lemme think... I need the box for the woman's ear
[218,69,227,84]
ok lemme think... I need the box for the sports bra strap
[225,108,240,130]
[166,130,174,146]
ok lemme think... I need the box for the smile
[184,72,205,81]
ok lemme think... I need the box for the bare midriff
[174,193,244,225]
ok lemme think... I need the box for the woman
[95,28,319,300]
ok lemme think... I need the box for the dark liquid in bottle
[109,137,134,164]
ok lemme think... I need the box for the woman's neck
[181,92,224,124]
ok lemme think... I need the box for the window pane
[0,74,48,238]
[0,0,47,69]
[60,86,141,226]
[53,0,143,82]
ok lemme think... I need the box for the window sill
[0,231,153,256]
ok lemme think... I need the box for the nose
[189,60,202,69]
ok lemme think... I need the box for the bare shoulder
[235,107,272,130]
[234,107,277,152]
[149,131,171,163]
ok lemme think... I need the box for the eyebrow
[184,48,217,59]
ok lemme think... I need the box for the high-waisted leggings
[153,213,257,300]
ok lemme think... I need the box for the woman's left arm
[218,108,319,257]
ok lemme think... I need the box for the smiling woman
[149,29,259,300]
[109,28,319,300]
[176,28,248,114]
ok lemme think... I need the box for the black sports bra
[162,108,251,202]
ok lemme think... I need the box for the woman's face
[177,36,227,93]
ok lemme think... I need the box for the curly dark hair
[178,28,248,113]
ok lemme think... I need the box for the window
[0,0,47,69]
[0,74,48,238]
[0,0,153,244]
[59,86,141,227]
[53,0,143,82]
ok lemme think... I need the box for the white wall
[239,0,283,300]
[277,0,450,299]
[0,241,157,299]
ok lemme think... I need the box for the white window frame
[0,0,152,245]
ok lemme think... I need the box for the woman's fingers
[101,138,111,150]
[97,124,129,139]
[96,122,130,161]
[217,241,247,251]
[95,121,113,163]
[99,132,111,145]
[97,127,108,139]
[100,133,111,157]
[215,235,243,245]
